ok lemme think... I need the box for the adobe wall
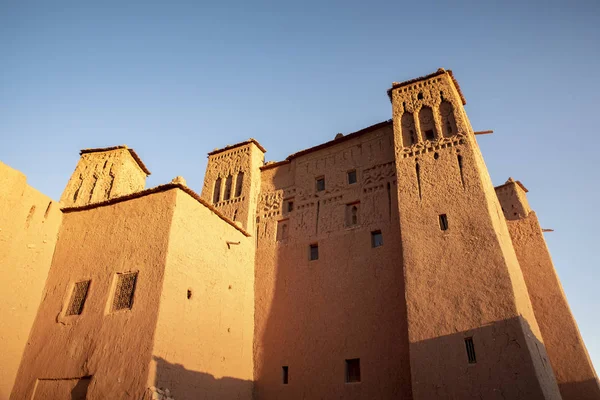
[254,123,413,399]
[390,71,561,399]
[60,148,147,208]
[0,162,62,400]
[504,210,600,400]
[149,189,255,400]
[495,179,531,220]
[200,141,265,232]
[10,190,176,400]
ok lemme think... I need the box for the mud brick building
[1,69,598,400]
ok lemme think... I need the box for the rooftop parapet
[60,145,149,208]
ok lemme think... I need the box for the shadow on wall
[253,163,413,399]
[409,316,566,399]
[148,356,253,400]
[71,378,91,400]
[559,379,600,400]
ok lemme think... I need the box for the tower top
[79,145,151,176]
[207,138,266,157]
[496,177,529,193]
[387,68,467,105]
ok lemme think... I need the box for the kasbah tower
[0,68,598,400]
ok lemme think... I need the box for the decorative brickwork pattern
[66,280,90,316]
[113,272,138,311]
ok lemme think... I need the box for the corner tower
[496,179,600,400]
[200,139,265,232]
[389,69,562,399]
[60,146,150,208]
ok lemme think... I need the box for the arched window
[235,172,244,197]
[419,106,437,141]
[224,175,233,200]
[439,101,457,137]
[277,220,289,241]
[346,203,360,227]
[401,112,417,147]
[282,224,288,239]
[213,177,222,204]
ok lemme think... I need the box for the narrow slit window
[235,172,244,197]
[345,358,361,383]
[112,272,138,311]
[465,337,477,364]
[287,201,294,212]
[213,177,222,204]
[66,280,91,316]
[371,230,383,248]
[316,177,325,192]
[282,366,289,384]
[224,175,233,200]
[457,154,465,187]
[347,170,357,184]
[439,214,449,231]
[309,243,319,261]
[416,162,422,200]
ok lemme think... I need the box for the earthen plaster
[2,68,598,400]
[0,162,62,399]
[10,190,177,400]
[150,190,255,399]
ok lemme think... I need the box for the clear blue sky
[1,0,599,372]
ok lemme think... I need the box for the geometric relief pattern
[112,272,138,311]
[66,280,91,316]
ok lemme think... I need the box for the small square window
[425,129,435,141]
[112,272,138,311]
[439,214,448,231]
[309,243,319,261]
[316,177,325,192]
[66,280,91,316]
[346,203,359,227]
[371,230,383,248]
[282,366,289,384]
[345,358,361,383]
[284,198,294,214]
[347,170,357,185]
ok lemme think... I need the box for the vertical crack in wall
[416,162,422,200]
